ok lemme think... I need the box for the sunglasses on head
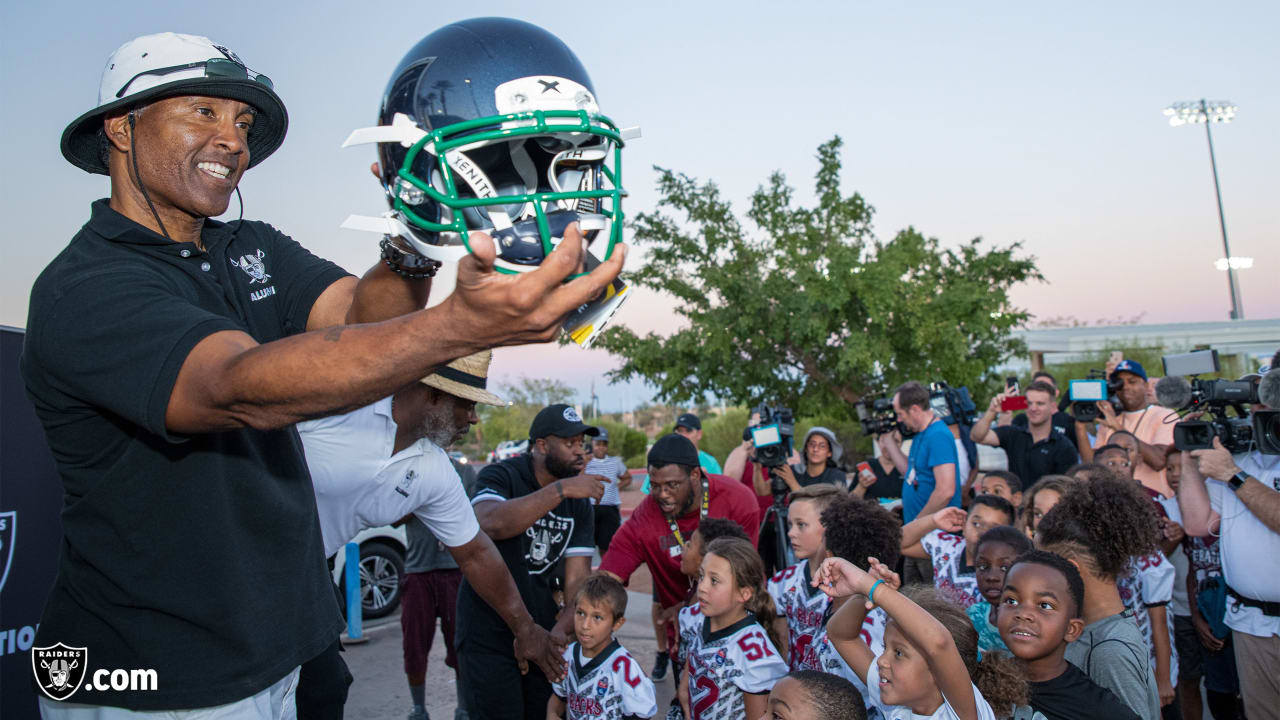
[116,57,273,99]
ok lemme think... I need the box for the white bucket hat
[61,32,287,175]
[803,426,844,465]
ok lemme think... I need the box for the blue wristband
[869,579,884,606]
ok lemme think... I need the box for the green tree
[597,137,1041,421]
[475,377,578,453]
[593,419,648,467]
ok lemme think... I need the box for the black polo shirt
[1011,409,1080,451]
[993,423,1079,487]
[456,454,594,658]
[21,200,351,710]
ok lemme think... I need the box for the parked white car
[331,524,407,620]
[495,439,528,461]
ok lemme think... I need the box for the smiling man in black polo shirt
[971,380,1079,488]
[23,31,622,719]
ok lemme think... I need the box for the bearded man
[299,352,560,718]
[457,404,608,719]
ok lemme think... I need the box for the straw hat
[420,350,506,406]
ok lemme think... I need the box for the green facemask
[392,108,627,276]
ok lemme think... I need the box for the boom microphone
[1260,369,1280,410]
[1156,375,1193,410]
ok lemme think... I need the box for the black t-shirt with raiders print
[455,453,594,656]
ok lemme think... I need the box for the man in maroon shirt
[600,434,760,677]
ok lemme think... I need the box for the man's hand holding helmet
[443,223,625,347]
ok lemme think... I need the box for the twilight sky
[2,0,1276,411]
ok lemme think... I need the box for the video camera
[744,403,795,469]
[1067,369,1124,422]
[742,403,796,499]
[1156,350,1280,455]
[928,382,979,427]
[855,382,978,438]
[854,396,904,437]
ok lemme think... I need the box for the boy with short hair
[1095,443,1134,478]
[765,670,867,720]
[999,550,1140,720]
[969,525,1033,657]
[767,484,846,670]
[901,494,1017,608]
[979,470,1024,509]
[548,574,657,720]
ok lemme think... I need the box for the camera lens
[1253,410,1280,454]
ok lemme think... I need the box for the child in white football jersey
[809,494,906,718]
[666,519,753,720]
[818,556,1028,720]
[1118,552,1178,710]
[679,537,788,720]
[549,574,657,720]
[900,495,1018,609]
[767,484,845,671]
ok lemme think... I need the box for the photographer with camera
[879,381,961,582]
[1178,443,1280,714]
[1176,354,1280,720]
[971,380,1078,486]
[1079,359,1179,498]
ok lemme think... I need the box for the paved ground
[342,477,678,719]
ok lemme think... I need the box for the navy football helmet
[344,18,632,274]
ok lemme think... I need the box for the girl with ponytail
[818,556,1028,719]
[677,537,788,719]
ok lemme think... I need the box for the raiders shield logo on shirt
[32,643,89,701]
[525,511,575,574]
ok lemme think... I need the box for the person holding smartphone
[1008,370,1082,452]
[971,380,1079,486]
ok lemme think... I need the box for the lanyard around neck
[667,482,710,547]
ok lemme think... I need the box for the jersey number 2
[611,655,643,688]
[691,675,719,719]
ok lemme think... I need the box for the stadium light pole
[1164,99,1243,320]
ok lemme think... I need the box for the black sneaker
[650,651,670,681]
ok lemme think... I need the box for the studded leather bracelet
[379,236,440,279]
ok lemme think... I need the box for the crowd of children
[546,459,1242,720]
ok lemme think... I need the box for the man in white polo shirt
[298,351,565,717]
[1177,359,1280,720]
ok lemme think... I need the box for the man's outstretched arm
[166,228,625,433]
[307,258,433,330]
